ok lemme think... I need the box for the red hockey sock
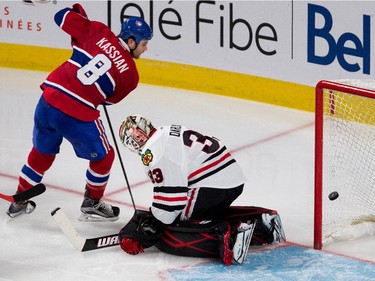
[18,147,55,192]
[85,148,114,199]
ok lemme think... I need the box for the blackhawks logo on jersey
[141,149,153,166]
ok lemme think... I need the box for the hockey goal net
[314,80,375,250]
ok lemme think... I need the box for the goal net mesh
[315,80,375,248]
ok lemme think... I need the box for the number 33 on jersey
[142,125,247,191]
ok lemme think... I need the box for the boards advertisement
[1,1,374,110]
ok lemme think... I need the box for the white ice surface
[0,68,373,281]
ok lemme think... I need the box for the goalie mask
[119,115,154,155]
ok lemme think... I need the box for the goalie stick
[51,207,119,252]
[0,183,46,203]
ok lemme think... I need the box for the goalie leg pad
[155,219,257,265]
[153,206,285,264]
[213,206,285,245]
[256,213,286,245]
[232,222,256,264]
[217,222,234,266]
[155,220,226,259]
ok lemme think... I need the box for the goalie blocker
[119,206,286,265]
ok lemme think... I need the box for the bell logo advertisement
[307,3,371,75]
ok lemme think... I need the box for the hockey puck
[328,191,339,201]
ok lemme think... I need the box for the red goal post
[314,80,375,250]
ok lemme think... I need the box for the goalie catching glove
[118,209,167,255]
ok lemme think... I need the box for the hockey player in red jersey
[7,4,152,221]
[117,115,286,265]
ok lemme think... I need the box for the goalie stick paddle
[51,207,119,252]
[0,183,46,203]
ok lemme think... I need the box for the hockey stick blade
[82,233,119,252]
[0,183,46,203]
[51,207,119,252]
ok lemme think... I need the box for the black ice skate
[7,200,36,218]
[80,197,120,222]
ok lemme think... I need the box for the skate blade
[78,213,119,222]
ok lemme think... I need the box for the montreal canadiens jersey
[42,7,138,121]
[140,125,247,224]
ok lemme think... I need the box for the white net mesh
[321,80,375,245]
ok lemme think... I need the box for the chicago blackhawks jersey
[42,7,138,121]
[140,125,247,224]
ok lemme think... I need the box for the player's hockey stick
[102,105,136,210]
[0,183,46,203]
[51,207,119,251]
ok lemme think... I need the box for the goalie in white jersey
[118,115,285,265]
[119,115,247,225]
